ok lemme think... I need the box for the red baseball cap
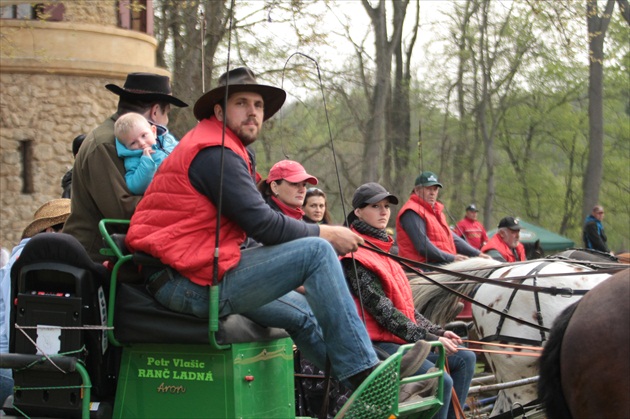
[266,160,318,185]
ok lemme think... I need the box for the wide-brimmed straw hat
[106,73,188,108]
[22,199,71,239]
[193,67,286,121]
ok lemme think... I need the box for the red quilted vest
[396,195,456,262]
[341,228,417,344]
[126,117,250,285]
[481,234,526,262]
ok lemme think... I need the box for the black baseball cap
[466,204,478,212]
[346,182,398,225]
[352,182,399,209]
[498,216,521,231]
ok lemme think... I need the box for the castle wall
[0,73,117,246]
[0,0,167,248]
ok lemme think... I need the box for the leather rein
[359,241,623,337]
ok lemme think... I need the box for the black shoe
[347,364,378,390]
[399,341,432,378]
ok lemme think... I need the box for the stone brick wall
[62,0,118,26]
[0,0,166,250]
[0,73,117,248]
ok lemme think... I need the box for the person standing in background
[582,205,612,254]
[455,204,488,250]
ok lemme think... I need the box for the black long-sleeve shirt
[399,210,480,264]
[188,146,319,244]
[340,259,444,343]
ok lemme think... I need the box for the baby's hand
[142,147,155,157]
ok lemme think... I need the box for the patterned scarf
[352,219,389,242]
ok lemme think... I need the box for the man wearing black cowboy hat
[63,73,187,262]
[126,67,428,390]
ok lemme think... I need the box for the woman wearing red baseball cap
[258,160,318,220]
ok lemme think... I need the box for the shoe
[398,367,440,403]
[347,363,378,390]
[399,340,432,378]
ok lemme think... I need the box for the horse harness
[479,261,551,347]
[358,243,621,338]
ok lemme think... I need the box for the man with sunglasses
[583,205,612,254]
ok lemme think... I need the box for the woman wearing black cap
[341,182,475,418]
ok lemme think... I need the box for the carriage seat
[108,234,289,345]
[8,233,116,408]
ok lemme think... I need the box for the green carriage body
[1,219,445,419]
[113,341,294,418]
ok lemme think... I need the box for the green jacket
[63,114,141,262]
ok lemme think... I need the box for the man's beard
[229,120,259,146]
[237,129,257,146]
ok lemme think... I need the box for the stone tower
[0,0,168,247]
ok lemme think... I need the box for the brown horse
[538,269,630,418]
[616,252,630,264]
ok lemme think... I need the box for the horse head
[523,240,544,260]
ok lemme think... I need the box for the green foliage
[154,0,628,250]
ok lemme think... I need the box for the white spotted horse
[538,269,629,419]
[409,258,616,417]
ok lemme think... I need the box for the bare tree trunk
[477,0,495,227]
[153,0,229,137]
[582,0,615,218]
[452,1,477,207]
[361,0,407,182]
[617,0,630,24]
[386,0,419,196]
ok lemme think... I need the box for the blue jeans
[152,237,379,382]
[373,341,476,419]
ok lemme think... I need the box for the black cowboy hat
[193,67,286,121]
[106,73,188,107]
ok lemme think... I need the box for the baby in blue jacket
[114,112,178,194]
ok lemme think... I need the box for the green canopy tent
[487,220,575,252]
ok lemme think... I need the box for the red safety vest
[396,195,456,262]
[481,234,526,262]
[455,217,488,250]
[341,228,417,344]
[126,117,251,285]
